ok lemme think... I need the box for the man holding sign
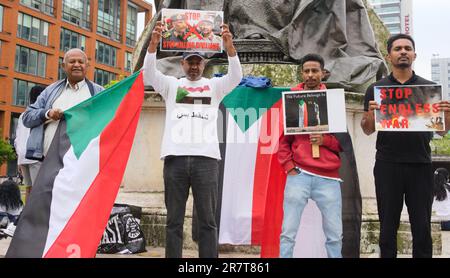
[278,54,343,258]
[143,20,242,258]
[361,34,450,258]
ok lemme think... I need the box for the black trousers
[163,156,219,258]
[374,160,433,258]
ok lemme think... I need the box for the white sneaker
[0,222,16,237]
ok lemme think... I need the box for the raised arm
[143,21,175,100]
[213,24,243,98]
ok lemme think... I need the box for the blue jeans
[280,171,343,258]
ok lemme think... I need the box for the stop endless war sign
[374,85,445,132]
[161,9,223,53]
[282,89,347,135]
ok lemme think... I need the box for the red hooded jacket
[278,83,342,179]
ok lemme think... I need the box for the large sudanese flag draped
[217,86,362,258]
[6,72,144,258]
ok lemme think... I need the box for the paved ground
[0,237,259,258]
[1,231,449,258]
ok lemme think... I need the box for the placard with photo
[161,9,223,53]
[374,85,445,131]
[282,89,347,135]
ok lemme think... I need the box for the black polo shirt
[364,72,435,163]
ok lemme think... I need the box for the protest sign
[282,89,347,135]
[161,9,223,53]
[374,85,445,131]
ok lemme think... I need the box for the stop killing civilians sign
[282,89,347,135]
[161,9,223,53]
[374,85,445,132]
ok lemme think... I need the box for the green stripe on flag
[222,87,286,132]
[65,71,140,158]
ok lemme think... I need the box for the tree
[104,75,126,89]
[0,132,16,167]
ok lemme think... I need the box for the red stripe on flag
[303,103,309,127]
[251,100,286,250]
[257,100,286,258]
[44,73,144,258]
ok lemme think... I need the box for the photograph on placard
[374,85,445,132]
[283,91,329,134]
[282,89,347,135]
[161,8,223,53]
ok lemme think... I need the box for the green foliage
[205,64,300,88]
[104,75,126,89]
[0,132,16,166]
[244,64,300,87]
[363,0,391,70]
[431,133,450,156]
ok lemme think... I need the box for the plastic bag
[97,204,146,254]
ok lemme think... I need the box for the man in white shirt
[144,21,243,258]
[14,86,45,202]
[22,49,103,161]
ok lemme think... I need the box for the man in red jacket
[278,54,343,258]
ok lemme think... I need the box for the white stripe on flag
[219,116,261,245]
[44,137,100,255]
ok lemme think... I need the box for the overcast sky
[413,0,450,79]
[136,0,448,80]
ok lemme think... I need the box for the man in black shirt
[361,34,450,258]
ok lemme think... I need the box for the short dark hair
[300,54,325,70]
[29,85,45,104]
[387,34,415,53]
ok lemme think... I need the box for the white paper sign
[282,89,347,135]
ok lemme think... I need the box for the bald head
[62,48,89,85]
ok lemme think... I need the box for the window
[125,52,133,72]
[20,0,54,16]
[12,79,44,106]
[0,5,3,32]
[97,0,120,41]
[62,0,91,30]
[375,6,400,14]
[17,12,49,45]
[94,68,116,86]
[15,45,47,77]
[381,15,400,24]
[95,41,117,67]
[58,57,66,80]
[387,26,401,34]
[370,0,400,5]
[431,69,440,75]
[126,4,138,46]
[60,28,86,52]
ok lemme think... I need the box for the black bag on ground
[97,204,146,254]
